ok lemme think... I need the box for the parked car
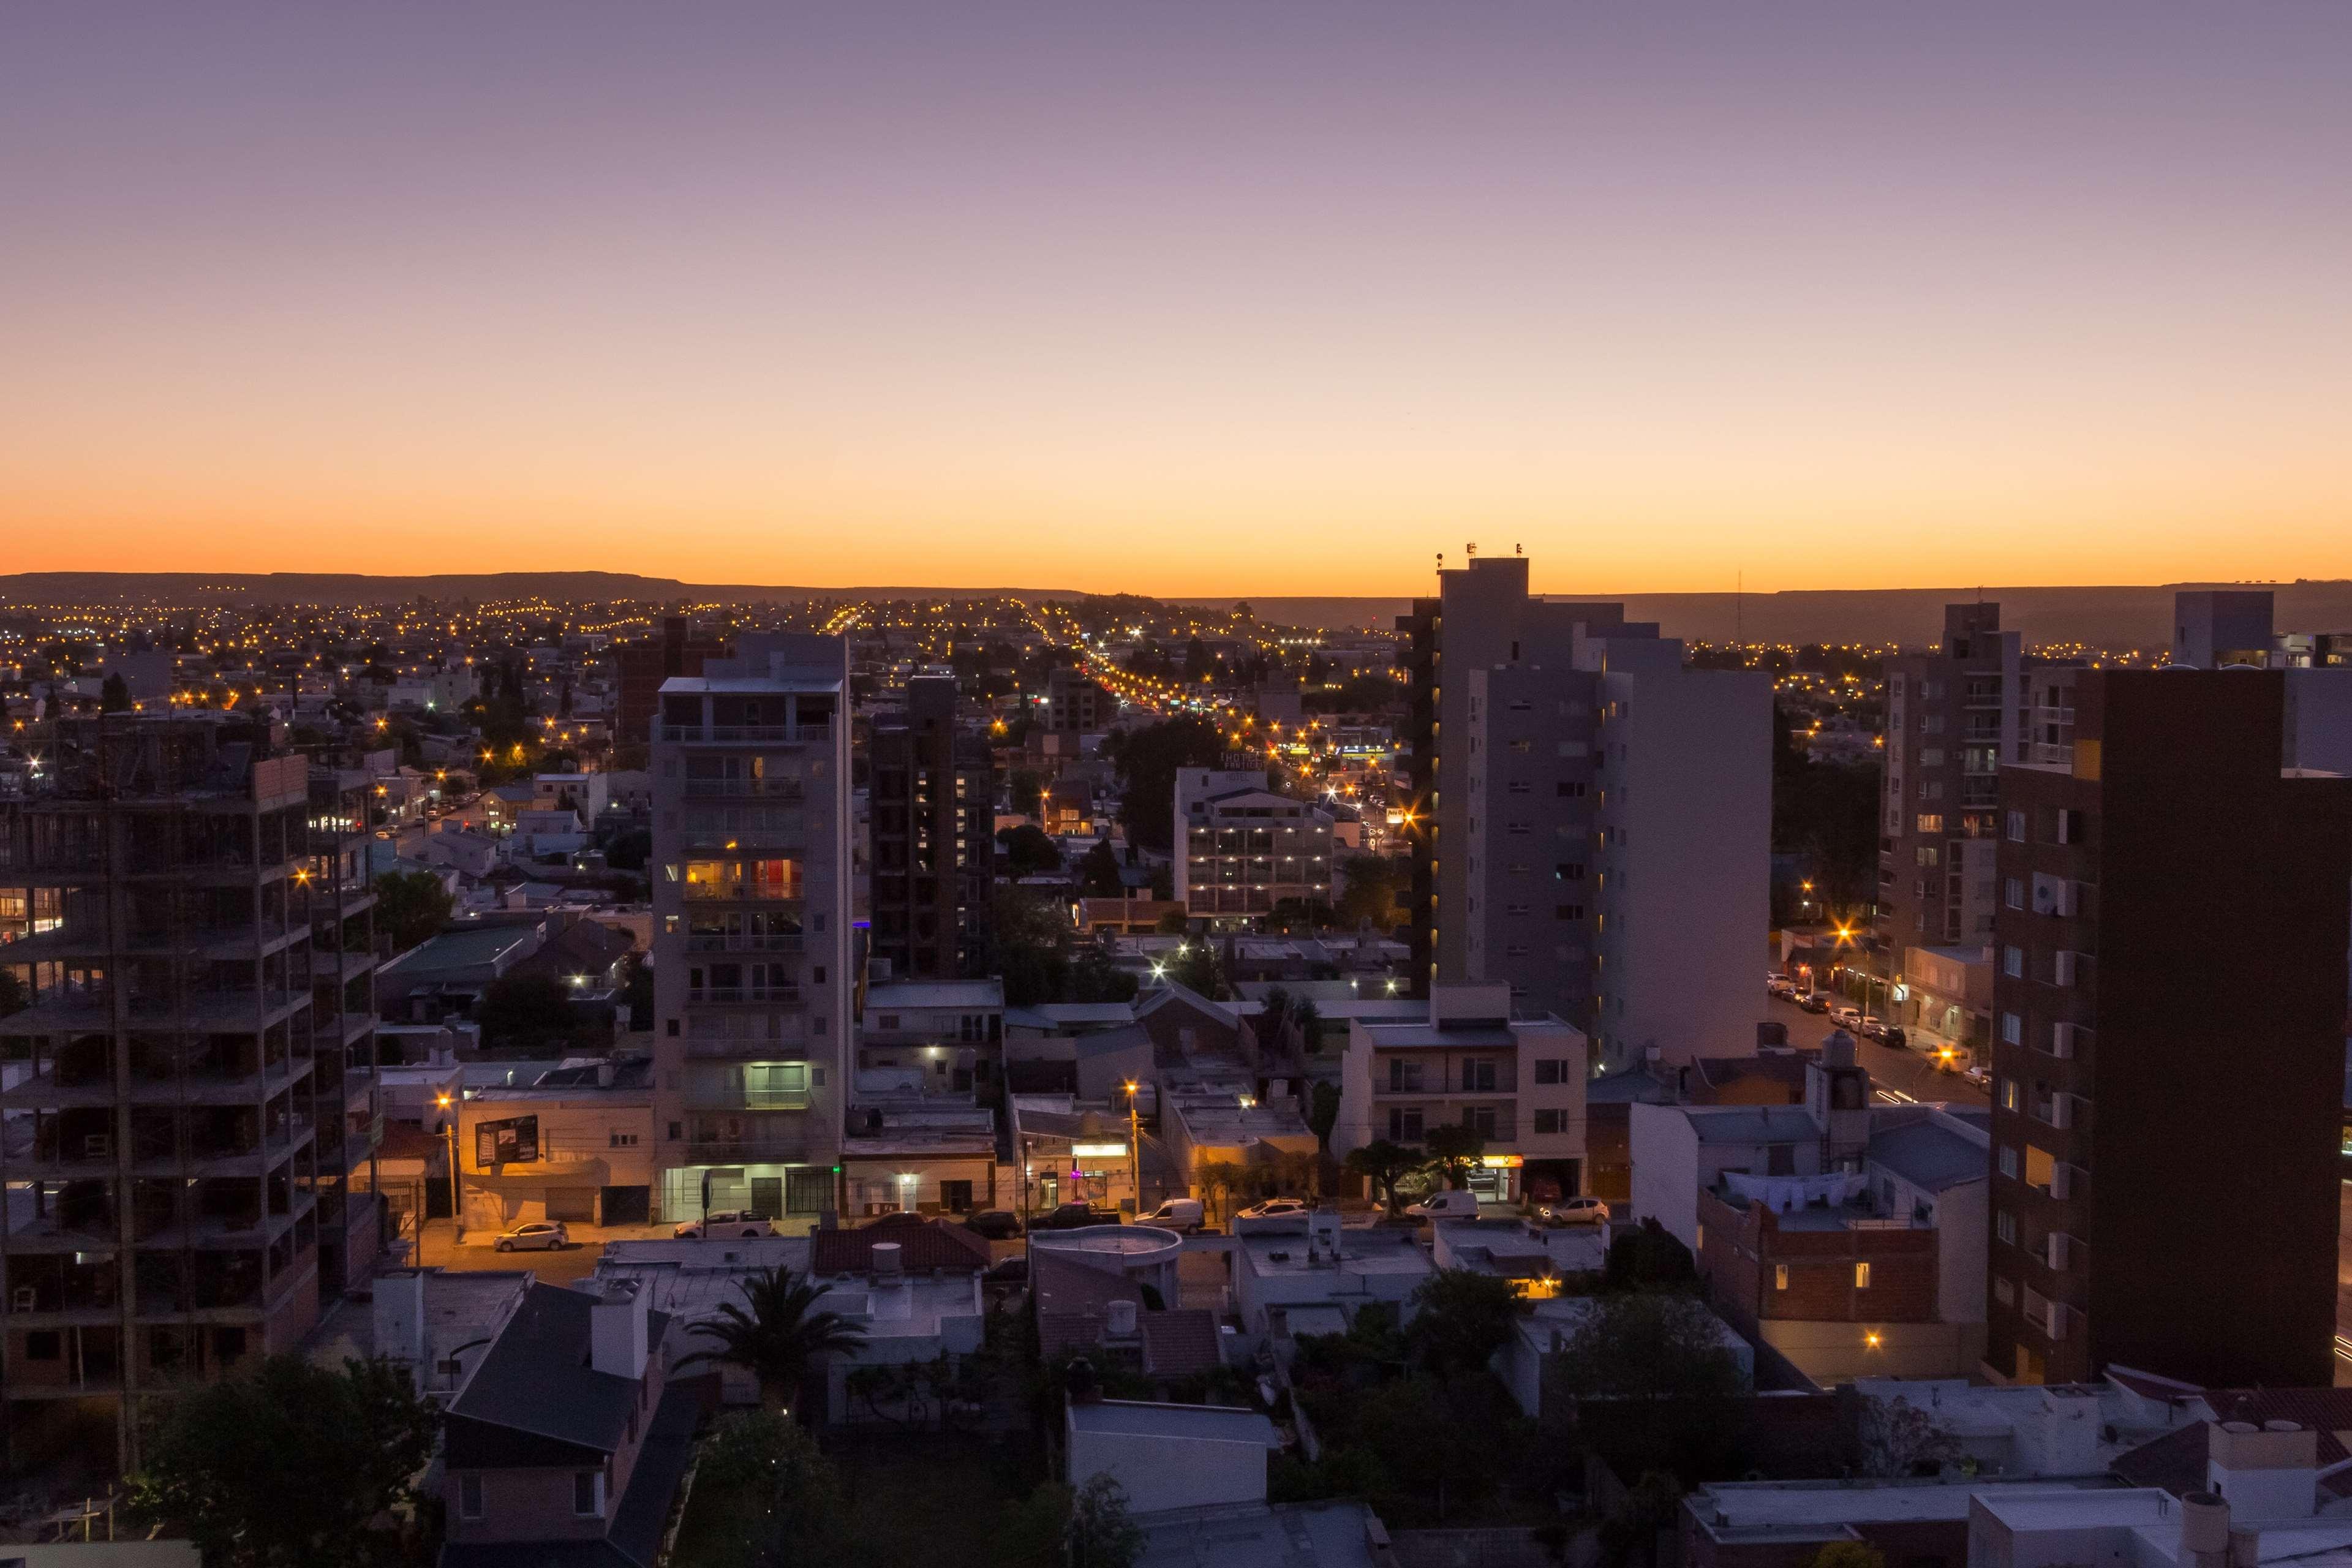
[494,1221,567,1253]
[1537,1196,1610,1226]
[1797,992,1832,1014]
[1879,1026,1909,1050]
[673,1209,776,1240]
[1141,1197,1206,1233]
[1766,974,1798,1000]
[1234,1197,1311,1221]
[962,1209,1023,1240]
[1403,1189,1482,1221]
[1033,1202,1121,1231]
[1830,1005,1863,1029]
[984,1255,1030,1287]
[1963,1063,1991,1088]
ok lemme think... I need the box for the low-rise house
[1032,1248,1224,1390]
[859,978,1006,1095]
[839,1089,1001,1218]
[1501,1294,1754,1421]
[437,1281,696,1568]
[1011,1095,1144,1215]
[1067,1396,1279,1516]
[1334,982,1589,1204]
[1231,1210,1433,1337]
[1429,1217,1608,1297]
[454,1057,657,1230]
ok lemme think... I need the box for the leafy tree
[998,823,1063,878]
[1153,908,1189,933]
[1265,897,1335,933]
[678,1265,868,1415]
[1810,1544,1886,1568]
[372,869,454,953]
[1548,1292,1747,1480]
[1077,839,1125,897]
[1334,854,1408,930]
[1344,1140,1422,1215]
[992,1481,1073,1568]
[690,1409,847,1568]
[1422,1123,1486,1189]
[624,956,654,1031]
[472,970,580,1051]
[1602,1217,1700,1292]
[1406,1268,1521,1379]
[1307,1080,1341,1152]
[1858,1393,1959,1479]
[1169,940,1226,1000]
[988,885,1073,1008]
[1101,715,1224,853]
[1597,1471,1686,1568]
[605,826,652,872]
[1008,767,1045,817]
[130,1354,437,1567]
[100,672,132,712]
[1068,947,1139,1005]
[1292,998,1324,1054]
[1066,1473,1145,1568]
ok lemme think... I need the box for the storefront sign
[1071,1142,1128,1158]
[475,1114,540,1166]
[1479,1153,1523,1169]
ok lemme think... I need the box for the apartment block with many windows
[1982,669,2352,1389]
[650,635,852,1228]
[1333,982,1588,1204]
[868,676,993,982]
[1172,769,1333,924]
[0,715,384,1469]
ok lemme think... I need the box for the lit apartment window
[1774,1264,1789,1291]
[1855,1262,1871,1289]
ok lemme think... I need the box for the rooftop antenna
[1737,570,1744,646]
[1515,542,1523,556]
[1436,552,1444,574]
[1466,541,1477,559]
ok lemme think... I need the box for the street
[1760,993,1988,1108]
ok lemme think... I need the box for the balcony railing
[688,986,803,1006]
[679,1086,814,1112]
[655,723,834,745]
[677,1137,816,1166]
[682,779,805,800]
[685,933,804,953]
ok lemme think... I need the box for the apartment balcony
[0,987,306,1039]
[681,1037,813,1061]
[680,828,807,855]
[684,932,804,954]
[681,778,806,800]
[4,1054,314,1112]
[676,1136,819,1166]
[2,922,304,965]
[655,723,834,746]
[687,985,804,1008]
[677,1084,815,1112]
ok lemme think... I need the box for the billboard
[475,1114,540,1167]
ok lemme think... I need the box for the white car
[1831,1005,1863,1030]
[1234,1198,1311,1221]
[1403,1189,1483,1221]
[493,1221,568,1253]
[674,1209,777,1240]
[1539,1196,1611,1226]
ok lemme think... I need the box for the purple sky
[3,3,2347,592]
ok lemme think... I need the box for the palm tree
[678,1265,867,1417]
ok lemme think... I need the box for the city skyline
[6,2,2350,594]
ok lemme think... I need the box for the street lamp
[436,1092,462,1238]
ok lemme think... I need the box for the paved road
[1761,994,1988,1108]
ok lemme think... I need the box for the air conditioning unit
[2046,1302,2068,1341]
[81,1134,112,1159]
[2052,951,2079,987]
[2050,1023,2076,1060]
[2049,1163,2075,1201]
[2046,1232,2071,1270]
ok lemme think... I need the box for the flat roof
[1068,1399,1278,1446]
[1243,1229,1431,1277]
[1138,1500,1388,1568]
[1697,1478,2123,1534]
[1359,1023,1517,1049]
[391,925,538,971]
[867,980,1005,1010]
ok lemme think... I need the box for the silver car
[494,1221,568,1253]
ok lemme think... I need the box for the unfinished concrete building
[0,714,386,1468]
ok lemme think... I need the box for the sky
[2,3,2348,596]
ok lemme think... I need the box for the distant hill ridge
[4,571,2348,649]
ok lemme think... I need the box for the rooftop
[386,924,539,973]
[866,979,1006,1011]
[1136,1500,1396,1568]
[1242,1226,1431,1278]
[1868,1117,1991,1193]
[1692,1477,2124,1539]
[1068,1398,1279,1447]
[447,1282,671,1456]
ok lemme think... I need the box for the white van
[1142,1198,1205,1233]
[1403,1189,1482,1221]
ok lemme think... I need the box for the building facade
[650,635,853,1227]
[1982,669,2352,1387]
[868,677,993,982]
[0,715,383,1468]
[1401,554,1770,1064]
[1172,769,1335,924]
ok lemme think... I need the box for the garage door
[547,1188,598,1223]
[601,1185,650,1225]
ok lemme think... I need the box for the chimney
[373,1270,428,1389]
[590,1282,650,1381]
[1106,1299,1139,1338]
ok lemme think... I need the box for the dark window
[1556,781,1587,799]
[1534,1059,1563,1085]
[460,1476,483,1520]
[666,1019,680,1038]
[1555,904,1584,921]
[1533,1109,1564,1135]
[24,1331,60,1360]
[575,1472,600,1516]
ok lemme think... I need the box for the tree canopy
[679,1265,868,1415]
[372,869,453,953]
[1406,1268,1521,1380]
[1077,839,1125,897]
[1101,715,1224,853]
[1422,1123,1486,1188]
[998,823,1063,878]
[130,1354,438,1567]
[1344,1140,1422,1215]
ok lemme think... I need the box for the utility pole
[437,1093,462,1238]
[1125,1081,1143,1214]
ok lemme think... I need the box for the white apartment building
[650,635,853,1226]
[1428,556,1770,1068]
[1332,982,1588,1203]
[1172,768,1335,924]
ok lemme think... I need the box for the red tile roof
[1140,1310,1223,1379]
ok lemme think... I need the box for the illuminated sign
[1070,1143,1128,1159]
[475,1115,540,1166]
[1479,1153,1523,1169]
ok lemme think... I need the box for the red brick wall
[1700,1188,1939,1328]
